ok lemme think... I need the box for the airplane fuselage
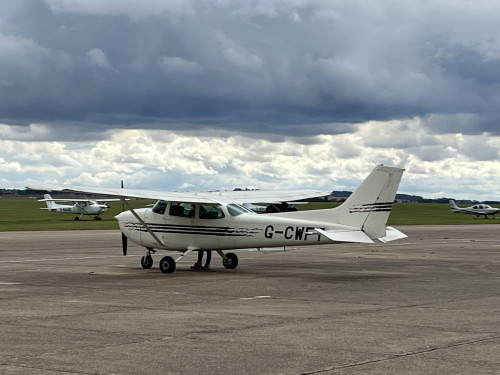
[116,205,356,251]
[450,200,500,218]
[49,203,107,215]
[453,207,500,216]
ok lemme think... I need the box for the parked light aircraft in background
[31,165,406,274]
[39,194,119,220]
[449,200,500,219]
[243,202,267,212]
[243,202,304,213]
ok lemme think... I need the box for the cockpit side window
[170,202,195,218]
[152,200,168,215]
[199,205,225,219]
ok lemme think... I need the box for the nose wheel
[141,254,153,269]
[140,248,156,269]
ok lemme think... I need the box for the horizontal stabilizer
[377,226,407,243]
[315,228,374,244]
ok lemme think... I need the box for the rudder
[332,165,404,239]
[42,194,59,210]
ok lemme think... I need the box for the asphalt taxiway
[1,225,499,374]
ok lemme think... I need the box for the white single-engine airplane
[39,194,119,221]
[449,199,500,219]
[31,165,406,274]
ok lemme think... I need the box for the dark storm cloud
[1,0,499,137]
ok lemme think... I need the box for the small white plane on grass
[449,200,500,219]
[31,165,406,274]
[39,194,119,221]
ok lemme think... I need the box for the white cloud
[1,122,500,200]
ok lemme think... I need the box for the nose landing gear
[141,248,156,269]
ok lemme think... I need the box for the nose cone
[114,209,148,248]
[115,210,134,221]
[115,211,136,236]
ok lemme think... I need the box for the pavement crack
[0,362,92,374]
[301,334,500,374]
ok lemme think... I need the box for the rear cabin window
[169,202,195,218]
[199,205,225,220]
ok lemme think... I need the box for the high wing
[38,198,121,203]
[29,183,329,204]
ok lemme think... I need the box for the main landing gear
[220,251,238,270]
[139,249,239,274]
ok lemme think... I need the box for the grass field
[0,198,155,231]
[0,198,499,232]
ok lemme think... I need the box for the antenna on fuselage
[121,180,124,212]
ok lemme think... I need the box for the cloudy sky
[1,0,500,200]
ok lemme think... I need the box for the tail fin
[41,194,59,210]
[449,200,459,211]
[332,165,404,239]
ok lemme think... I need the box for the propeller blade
[121,233,128,256]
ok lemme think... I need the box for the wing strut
[174,247,197,263]
[75,202,90,214]
[121,198,167,248]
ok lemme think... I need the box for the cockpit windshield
[152,200,168,214]
[227,203,254,216]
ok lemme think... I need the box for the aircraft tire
[159,256,176,274]
[141,255,153,269]
[223,252,238,269]
[74,217,79,221]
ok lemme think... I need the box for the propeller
[121,233,128,256]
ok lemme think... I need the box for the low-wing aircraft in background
[242,202,267,212]
[39,194,120,221]
[243,202,304,213]
[31,165,406,274]
[449,199,500,219]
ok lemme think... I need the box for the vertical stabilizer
[449,200,459,211]
[332,165,404,239]
[43,194,60,210]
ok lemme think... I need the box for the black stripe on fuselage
[122,222,261,237]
